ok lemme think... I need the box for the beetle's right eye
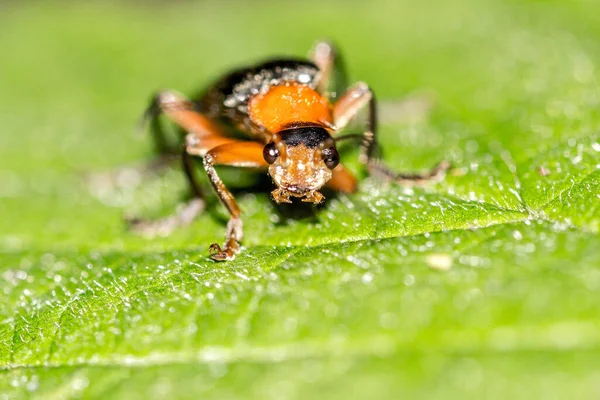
[263,142,280,164]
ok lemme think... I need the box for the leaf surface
[1,1,599,398]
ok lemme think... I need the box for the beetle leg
[326,164,358,193]
[127,198,206,238]
[126,145,207,236]
[132,89,232,181]
[332,82,371,132]
[140,92,182,155]
[309,40,348,100]
[85,92,188,191]
[368,159,452,184]
[146,90,235,152]
[333,83,450,184]
[192,140,267,261]
[128,91,196,176]
[129,91,239,236]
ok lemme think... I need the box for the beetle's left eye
[263,142,280,164]
[322,147,340,170]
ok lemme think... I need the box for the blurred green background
[1,0,600,399]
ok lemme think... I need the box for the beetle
[134,40,449,261]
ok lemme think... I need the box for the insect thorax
[197,59,321,133]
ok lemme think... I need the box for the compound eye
[322,147,340,170]
[263,142,280,164]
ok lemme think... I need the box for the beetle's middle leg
[127,146,206,237]
[129,91,236,236]
[125,91,190,178]
[333,83,450,185]
[85,92,185,192]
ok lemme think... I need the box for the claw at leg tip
[208,243,236,262]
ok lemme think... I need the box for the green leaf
[1,1,600,398]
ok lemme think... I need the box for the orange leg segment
[326,164,358,193]
[131,91,241,244]
[137,90,269,261]
[150,90,235,154]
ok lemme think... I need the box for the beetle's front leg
[191,140,268,261]
[333,83,450,184]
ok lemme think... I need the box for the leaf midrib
[3,327,600,372]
